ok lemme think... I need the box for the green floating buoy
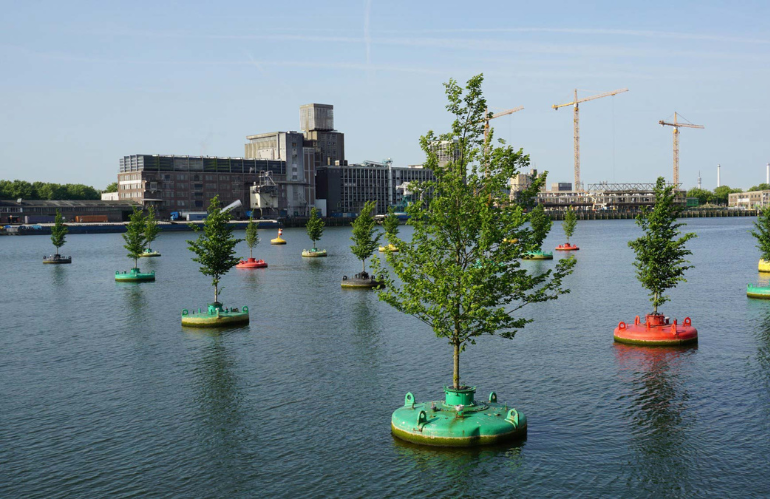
[748,284,770,299]
[302,248,327,258]
[115,268,155,282]
[522,250,553,260]
[181,302,249,328]
[391,386,527,447]
[341,272,382,289]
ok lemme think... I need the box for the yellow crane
[552,88,628,191]
[658,112,704,186]
[483,106,524,144]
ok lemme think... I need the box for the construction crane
[658,112,704,186]
[552,88,628,192]
[483,106,524,144]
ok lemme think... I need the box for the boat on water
[555,243,579,251]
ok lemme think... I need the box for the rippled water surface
[2,218,770,497]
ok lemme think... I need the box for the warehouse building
[0,199,139,224]
[117,155,286,219]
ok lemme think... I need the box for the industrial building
[729,190,770,209]
[117,155,285,219]
[0,199,140,224]
[112,103,437,219]
[243,103,347,216]
[315,161,435,216]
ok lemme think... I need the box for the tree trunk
[134,257,138,269]
[250,247,253,259]
[214,282,218,304]
[362,258,366,273]
[453,340,460,389]
[654,292,658,315]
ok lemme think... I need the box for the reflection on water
[392,437,526,495]
[189,333,248,472]
[752,311,770,405]
[615,344,697,491]
[50,265,68,287]
[350,293,380,374]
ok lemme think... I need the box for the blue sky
[1,0,769,190]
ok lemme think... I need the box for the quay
[547,208,759,221]
[3,219,281,236]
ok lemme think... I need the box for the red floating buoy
[613,314,697,346]
[555,243,579,251]
[236,257,268,269]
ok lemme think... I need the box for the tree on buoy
[187,196,243,304]
[50,209,68,257]
[528,204,551,252]
[305,207,325,251]
[245,215,259,259]
[562,208,577,244]
[382,206,400,239]
[372,74,575,390]
[144,206,160,253]
[350,200,381,273]
[750,206,770,262]
[628,177,696,315]
[123,207,147,269]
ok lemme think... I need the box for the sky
[1,0,769,191]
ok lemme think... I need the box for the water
[1,219,769,497]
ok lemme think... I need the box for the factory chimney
[717,164,721,188]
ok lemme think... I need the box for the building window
[177,200,186,207]
[177,174,187,181]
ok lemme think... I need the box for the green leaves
[751,206,770,261]
[245,215,259,258]
[528,204,552,251]
[144,206,161,246]
[350,200,381,272]
[50,209,67,251]
[371,74,574,387]
[562,208,577,243]
[306,207,325,246]
[187,196,243,300]
[382,206,400,237]
[122,207,147,266]
[628,177,696,314]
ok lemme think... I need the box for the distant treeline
[686,185,744,205]
[0,180,117,200]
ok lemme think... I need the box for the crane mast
[658,112,704,186]
[553,88,628,192]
